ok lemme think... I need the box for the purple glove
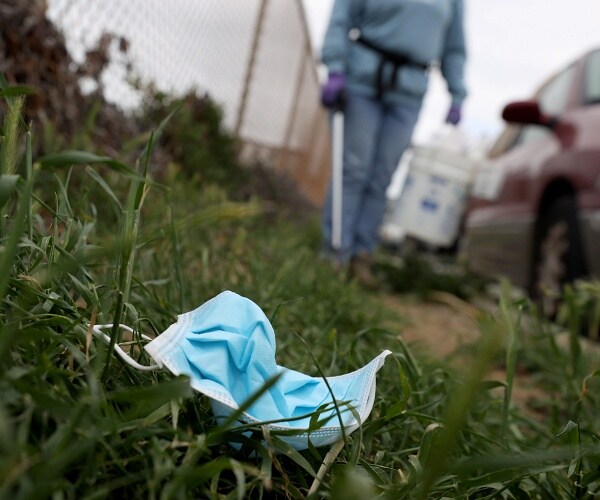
[321,72,346,109]
[446,104,462,125]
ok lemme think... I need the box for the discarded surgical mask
[93,291,390,450]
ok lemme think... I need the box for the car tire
[531,195,588,317]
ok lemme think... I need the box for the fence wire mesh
[45,0,330,205]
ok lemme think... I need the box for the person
[320,0,467,286]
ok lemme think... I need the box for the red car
[462,47,600,313]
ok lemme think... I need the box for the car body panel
[462,48,600,290]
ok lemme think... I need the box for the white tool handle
[331,111,344,250]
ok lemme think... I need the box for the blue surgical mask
[93,291,390,451]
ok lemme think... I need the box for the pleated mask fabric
[141,291,390,450]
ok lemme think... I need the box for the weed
[2,84,600,498]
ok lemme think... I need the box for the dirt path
[382,292,481,360]
[381,292,548,415]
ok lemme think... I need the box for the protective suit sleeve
[440,0,467,106]
[320,0,353,74]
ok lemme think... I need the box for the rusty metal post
[278,0,322,173]
[294,0,327,187]
[278,51,306,172]
[234,0,269,139]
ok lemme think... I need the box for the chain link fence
[46,0,330,205]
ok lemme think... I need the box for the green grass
[2,85,600,498]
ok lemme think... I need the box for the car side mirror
[502,100,556,128]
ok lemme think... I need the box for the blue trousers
[322,92,420,262]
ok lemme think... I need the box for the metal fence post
[234,0,269,139]
[278,0,322,174]
[278,52,305,173]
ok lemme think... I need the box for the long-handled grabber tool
[331,107,344,251]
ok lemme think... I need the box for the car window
[537,64,577,115]
[487,125,520,158]
[514,124,551,147]
[510,65,577,147]
[584,50,600,103]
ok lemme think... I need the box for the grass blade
[0,176,33,299]
[0,174,19,210]
[499,280,523,437]
[38,150,148,182]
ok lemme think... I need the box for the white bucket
[385,145,475,248]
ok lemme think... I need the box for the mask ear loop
[91,324,161,371]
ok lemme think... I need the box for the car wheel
[532,195,588,317]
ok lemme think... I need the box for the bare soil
[382,291,549,416]
[383,292,481,359]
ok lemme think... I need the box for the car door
[465,64,577,288]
